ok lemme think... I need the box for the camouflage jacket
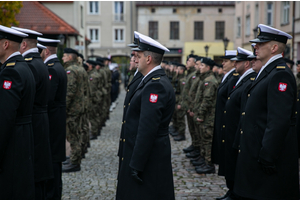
[174,73,185,104]
[296,73,300,97]
[88,68,102,104]
[128,68,136,84]
[193,71,218,126]
[104,65,112,92]
[64,61,85,116]
[188,70,202,112]
[179,67,196,111]
[97,68,107,96]
[78,64,91,113]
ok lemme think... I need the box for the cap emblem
[257,27,261,37]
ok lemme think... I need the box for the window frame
[89,1,99,15]
[194,21,204,40]
[170,21,180,40]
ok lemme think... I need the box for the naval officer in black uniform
[116,33,175,200]
[0,25,36,199]
[218,47,256,200]
[38,37,68,200]
[234,24,299,200]
[12,26,53,199]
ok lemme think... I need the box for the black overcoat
[223,71,256,181]
[111,69,120,102]
[46,57,67,163]
[25,52,53,182]
[234,58,299,199]
[211,70,239,174]
[116,69,175,200]
[0,55,35,199]
[117,72,143,165]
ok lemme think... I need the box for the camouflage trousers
[101,97,108,126]
[66,115,82,165]
[106,93,111,119]
[200,125,214,165]
[80,112,90,155]
[172,107,178,130]
[186,113,196,145]
[90,104,101,137]
[193,122,202,148]
[174,108,186,135]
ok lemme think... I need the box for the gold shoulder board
[25,58,32,61]
[6,62,15,66]
[276,66,285,69]
[48,63,54,66]
[233,73,239,76]
[250,77,255,81]
[152,77,160,80]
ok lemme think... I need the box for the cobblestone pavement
[62,87,227,200]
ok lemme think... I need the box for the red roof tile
[15,1,79,35]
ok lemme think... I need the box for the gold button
[120,138,122,141]
[122,122,123,124]
[241,131,243,134]
[122,157,124,161]
[242,112,245,115]
[127,89,129,92]
[222,140,225,143]
[223,125,225,128]
[248,94,250,97]
[123,139,125,142]
[296,111,297,114]
[124,120,126,123]
[239,150,241,153]
[124,105,125,108]
[224,111,226,114]
[298,99,299,101]
[228,97,230,100]
[128,103,130,106]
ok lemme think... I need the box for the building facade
[136,1,235,64]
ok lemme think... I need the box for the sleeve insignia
[48,63,54,66]
[152,77,160,80]
[149,93,158,103]
[276,66,285,69]
[66,70,71,74]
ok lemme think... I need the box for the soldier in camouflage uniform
[103,58,112,122]
[95,60,107,136]
[188,57,206,162]
[77,54,91,157]
[177,54,198,155]
[86,60,102,140]
[172,64,187,141]
[193,57,218,174]
[128,55,137,85]
[62,48,85,172]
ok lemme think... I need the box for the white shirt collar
[256,54,282,80]
[221,68,235,83]
[6,51,21,62]
[44,54,58,64]
[235,68,255,86]
[134,68,139,76]
[141,65,162,82]
[22,47,39,57]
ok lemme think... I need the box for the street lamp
[204,45,209,57]
[190,50,194,55]
[58,34,65,45]
[222,37,229,51]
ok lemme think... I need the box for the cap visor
[249,38,271,43]
[131,47,143,52]
[231,57,247,61]
[127,43,138,47]
[219,55,236,59]
[247,55,256,59]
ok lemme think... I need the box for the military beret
[64,48,78,56]
[201,57,214,67]
[296,60,300,65]
[177,63,186,69]
[86,60,97,66]
[78,53,85,62]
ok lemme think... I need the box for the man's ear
[146,55,152,64]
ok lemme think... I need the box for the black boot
[168,125,175,133]
[196,164,215,174]
[90,135,97,140]
[183,145,194,153]
[190,155,201,162]
[170,131,179,137]
[174,134,185,141]
[62,163,81,173]
[216,190,231,200]
[186,149,200,158]
[192,156,205,166]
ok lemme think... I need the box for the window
[173,8,177,13]
[245,15,251,36]
[151,8,155,13]
[282,1,290,24]
[114,29,124,42]
[194,21,203,40]
[236,17,241,38]
[114,1,124,21]
[89,1,99,14]
[215,21,225,39]
[218,8,222,13]
[149,21,158,39]
[267,2,273,26]
[197,8,201,13]
[170,21,179,40]
[89,29,99,42]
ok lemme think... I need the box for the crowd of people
[0,24,121,200]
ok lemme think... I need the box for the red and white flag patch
[149,93,158,103]
[49,75,52,80]
[66,71,71,74]
[205,82,208,86]
[278,82,287,92]
[192,76,196,79]
[3,80,12,90]
[90,77,93,81]
[182,82,186,85]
